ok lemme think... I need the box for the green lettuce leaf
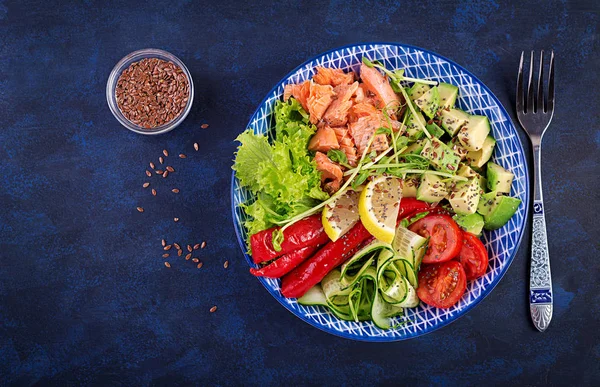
[233,99,329,241]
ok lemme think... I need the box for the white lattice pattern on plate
[231,44,528,341]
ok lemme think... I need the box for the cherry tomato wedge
[457,232,489,280]
[408,214,463,264]
[417,260,467,309]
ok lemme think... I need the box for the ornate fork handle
[530,143,552,332]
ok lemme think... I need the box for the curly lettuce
[233,99,328,238]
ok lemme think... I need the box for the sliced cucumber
[392,225,428,269]
[297,229,424,329]
[371,287,404,330]
[298,284,327,306]
[340,241,392,288]
[376,249,408,305]
[395,259,418,289]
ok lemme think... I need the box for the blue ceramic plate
[231,43,529,341]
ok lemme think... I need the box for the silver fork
[516,51,555,332]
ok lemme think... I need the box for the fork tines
[517,50,555,115]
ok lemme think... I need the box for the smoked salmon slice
[359,63,401,115]
[308,126,340,153]
[349,102,381,122]
[323,81,359,127]
[348,103,404,133]
[352,84,381,107]
[313,67,355,87]
[283,81,311,112]
[314,151,344,194]
[332,126,358,167]
[284,81,336,125]
[307,82,335,124]
[348,116,389,155]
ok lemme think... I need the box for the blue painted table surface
[0,0,598,385]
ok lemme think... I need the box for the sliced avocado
[420,138,460,175]
[408,83,431,101]
[486,162,514,194]
[402,174,420,198]
[410,130,426,141]
[453,213,485,236]
[416,173,448,203]
[414,86,440,119]
[476,191,498,216]
[426,122,445,138]
[448,137,469,160]
[440,108,470,136]
[456,163,487,190]
[405,111,427,137]
[448,178,481,215]
[437,82,459,109]
[478,175,488,192]
[482,196,522,230]
[401,139,426,155]
[457,163,479,178]
[465,135,496,168]
[457,115,491,151]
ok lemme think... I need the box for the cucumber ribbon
[298,226,428,329]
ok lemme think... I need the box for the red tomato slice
[408,214,463,263]
[457,232,489,280]
[417,260,467,309]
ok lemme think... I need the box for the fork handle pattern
[530,145,552,332]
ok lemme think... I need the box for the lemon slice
[359,176,403,243]
[322,188,361,242]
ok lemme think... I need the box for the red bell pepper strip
[249,214,330,264]
[397,198,452,223]
[398,198,432,220]
[280,222,373,299]
[249,244,321,278]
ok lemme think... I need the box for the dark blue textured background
[1,0,598,385]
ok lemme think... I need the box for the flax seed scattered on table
[177,249,183,257]
[145,170,152,177]
[192,258,199,263]
[151,188,157,196]
[161,239,166,247]
[137,207,144,213]
[185,253,191,260]
[155,170,163,175]
[174,217,179,222]
[166,166,175,172]
[159,156,164,164]
[164,262,171,268]
[224,261,229,269]
[193,243,200,250]
[194,143,199,151]
[173,243,180,250]
[149,162,155,169]
[201,241,207,249]
[172,188,179,193]
[179,154,186,159]
[163,149,169,157]
[209,306,217,313]
[201,124,209,129]
[197,262,203,269]
[164,245,172,251]
[187,245,192,252]
[143,182,150,188]
[162,253,169,258]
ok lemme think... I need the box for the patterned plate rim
[230,42,530,341]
